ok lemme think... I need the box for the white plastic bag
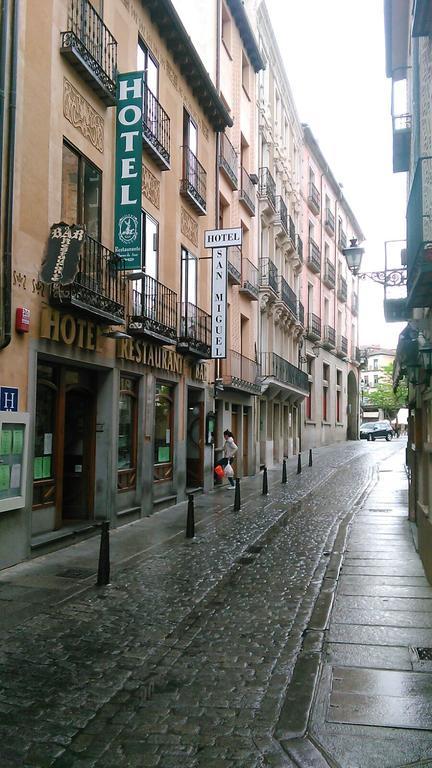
[224,462,234,478]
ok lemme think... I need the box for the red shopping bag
[214,464,224,479]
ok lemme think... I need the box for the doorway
[186,389,204,488]
[242,406,250,475]
[62,385,95,520]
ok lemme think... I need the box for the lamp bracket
[357,268,407,286]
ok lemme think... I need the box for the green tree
[366,363,408,419]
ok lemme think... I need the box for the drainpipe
[0,0,19,351]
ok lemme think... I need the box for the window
[137,39,158,95]
[221,3,232,55]
[373,358,378,370]
[62,142,101,240]
[184,109,198,156]
[117,377,138,491]
[33,364,58,509]
[336,370,342,422]
[242,51,250,96]
[154,382,174,482]
[323,363,329,422]
[181,247,197,307]
[374,374,379,386]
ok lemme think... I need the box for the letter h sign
[0,387,19,412]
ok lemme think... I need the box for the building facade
[385,0,432,583]
[0,0,232,569]
[360,346,396,422]
[300,127,363,449]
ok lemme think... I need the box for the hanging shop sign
[205,228,242,360]
[40,223,86,285]
[116,338,184,374]
[114,71,144,271]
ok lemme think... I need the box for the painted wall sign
[40,223,86,285]
[40,307,104,351]
[0,387,19,412]
[114,71,144,271]
[117,338,184,374]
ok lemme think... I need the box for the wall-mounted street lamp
[343,239,407,287]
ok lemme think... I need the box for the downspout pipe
[0,0,18,351]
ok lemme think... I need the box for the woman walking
[215,430,238,488]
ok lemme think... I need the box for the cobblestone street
[0,441,422,767]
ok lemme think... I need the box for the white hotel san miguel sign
[205,227,242,359]
[114,71,144,270]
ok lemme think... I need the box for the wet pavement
[0,440,430,767]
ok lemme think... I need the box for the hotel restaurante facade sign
[205,227,242,359]
[114,71,144,271]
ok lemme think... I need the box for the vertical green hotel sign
[115,71,144,270]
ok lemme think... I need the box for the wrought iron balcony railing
[280,276,297,317]
[239,258,259,300]
[143,84,170,170]
[227,246,241,285]
[308,181,320,215]
[180,146,207,215]
[259,257,278,294]
[260,352,308,394]
[338,229,347,251]
[337,276,348,303]
[178,302,211,357]
[60,0,117,105]
[288,215,296,245]
[259,167,276,212]
[325,208,335,235]
[275,195,288,236]
[128,275,177,343]
[322,325,336,348]
[323,258,335,289]
[239,167,256,215]
[296,235,303,262]
[50,233,125,323]
[306,313,321,340]
[407,156,432,307]
[308,238,321,273]
[222,350,260,394]
[355,346,361,363]
[298,301,305,326]
[219,133,238,189]
[337,335,348,357]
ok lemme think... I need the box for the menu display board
[0,413,29,513]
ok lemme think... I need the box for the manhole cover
[56,568,94,580]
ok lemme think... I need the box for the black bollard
[262,466,269,495]
[297,453,302,474]
[186,493,195,538]
[282,459,287,484]
[233,478,241,511]
[309,448,313,467]
[96,521,110,586]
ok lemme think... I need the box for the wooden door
[186,398,204,488]
[242,408,249,475]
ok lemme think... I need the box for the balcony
[307,238,321,273]
[239,167,256,216]
[325,208,335,236]
[307,182,320,215]
[323,259,335,289]
[306,313,321,341]
[336,335,348,359]
[60,0,117,106]
[337,276,347,303]
[352,345,361,365]
[142,85,170,170]
[338,229,347,252]
[352,292,359,315]
[260,352,308,395]
[259,257,279,295]
[177,302,211,358]
[279,276,297,317]
[180,147,206,215]
[259,167,276,214]
[222,350,261,394]
[407,157,432,308]
[128,275,177,344]
[298,301,305,327]
[393,113,411,174]
[227,246,241,286]
[219,133,238,189]
[239,258,259,300]
[322,325,336,349]
[50,234,125,324]
[275,196,288,240]
[296,235,303,263]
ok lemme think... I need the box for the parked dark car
[360,420,393,441]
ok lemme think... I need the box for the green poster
[158,446,170,463]
[0,465,10,491]
[33,457,43,480]
[42,456,51,479]
[0,429,12,456]
[12,429,24,455]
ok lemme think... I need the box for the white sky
[265,0,407,349]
